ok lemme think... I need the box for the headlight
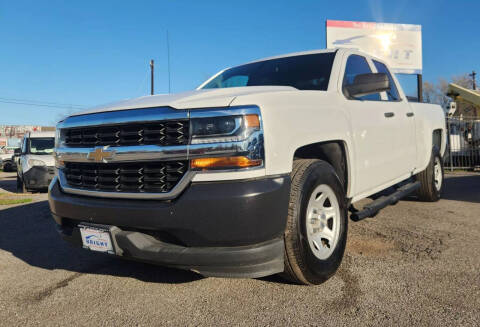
[54,156,64,169]
[28,159,46,167]
[55,128,61,148]
[190,114,260,144]
[189,108,264,171]
[55,128,65,148]
[53,127,65,169]
[54,128,65,168]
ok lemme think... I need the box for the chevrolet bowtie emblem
[87,147,115,162]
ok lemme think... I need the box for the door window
[373,60,400,101]
[343,55,380,101]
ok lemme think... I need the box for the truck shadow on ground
[0,174,18,193]
[0,173,49,194]
[400,174,480,204]
[0,200,203,284]
[441,174,480,204]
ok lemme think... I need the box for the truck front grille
[63,161,188,193]
[64,120,189,147]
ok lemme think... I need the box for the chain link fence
[445,117,480,170]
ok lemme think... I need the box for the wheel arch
[293,140,352,196]
[433,129,443,155]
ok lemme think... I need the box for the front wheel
[416,148,444,202]
[282,159,348,285]
[17,176,27,193]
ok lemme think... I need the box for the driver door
[340,54,398,196]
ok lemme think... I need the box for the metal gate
[445,117,480,170]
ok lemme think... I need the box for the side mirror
[14,148,21,157]
[345,73,390,98]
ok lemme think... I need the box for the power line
[0,96,85,107]
[0,96,85,109]
[0,100,85,110]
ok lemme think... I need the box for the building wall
[0,125,55,150]
[454,100,480,119]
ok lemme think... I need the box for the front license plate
[79,226,114,253]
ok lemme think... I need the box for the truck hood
[72,86,296,116]
[0,153,13,160]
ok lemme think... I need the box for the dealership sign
[326,20,422,74]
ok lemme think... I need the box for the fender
[230,91,356,198]
[410,103,447,173]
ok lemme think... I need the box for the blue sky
[0,0,478,126]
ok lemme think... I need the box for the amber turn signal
[244,114,260,129]
[191,156,262,170]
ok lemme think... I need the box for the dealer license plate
[79,225,114,254]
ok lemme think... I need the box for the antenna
[167,30,171,94]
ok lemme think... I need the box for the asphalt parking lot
[0,171,479,326]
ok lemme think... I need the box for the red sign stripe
[326,20,378,29]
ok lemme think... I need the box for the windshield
[29,138,54,155]
[201,52,336,91]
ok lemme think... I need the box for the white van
[16,131,55,192]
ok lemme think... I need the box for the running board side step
[350,181,420,222]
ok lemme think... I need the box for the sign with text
[326,20,422,74]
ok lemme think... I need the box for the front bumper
[24,166,55,190]
[49,175,290,278]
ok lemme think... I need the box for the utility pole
[417,74,423,102]
[150,59,154,95]
[469,71,477,90]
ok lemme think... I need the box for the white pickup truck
[49,48,446,285]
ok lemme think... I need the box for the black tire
[282,159,348,285]
[3,162,12,172]
[16,175,28,193]
[16,175,23,193]
[416,148,443,202]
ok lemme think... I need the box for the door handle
[384,112,395,118]
[406,112,414,117]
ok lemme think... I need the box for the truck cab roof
[26,131,55,138]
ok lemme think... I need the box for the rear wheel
[416,148,443,202]
[3,161,12,172]
[282,159,348,285]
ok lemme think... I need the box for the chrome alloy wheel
[434,157,443,191]
[305,184,341,260]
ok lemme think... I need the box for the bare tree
[423,73,474,110]
[451,74,473,89]
[423,78,449,109]
[422,81,435,103]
